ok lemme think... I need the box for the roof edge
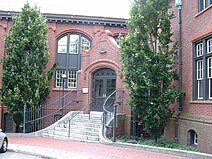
[0,10,128,27]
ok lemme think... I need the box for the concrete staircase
[42,111,103,142]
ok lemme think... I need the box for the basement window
[189,130,198,146]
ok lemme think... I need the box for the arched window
[188,129,198,146]
[55,33,91,88]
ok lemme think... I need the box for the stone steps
[42,111,103,142]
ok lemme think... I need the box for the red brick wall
[0,20,9,131]
[165,0,212,154]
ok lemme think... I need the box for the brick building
[0,0,212,154]
[165,0,212,154]
[0,11,130,134]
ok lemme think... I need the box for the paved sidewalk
[7,136,192,159]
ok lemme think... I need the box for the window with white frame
[58,36,67,53]
[198,0,212,12]
[56,70,66,88]
[69,34,79,54]
[197,60,203,99]
[193,35,212,100]
[207,38,212,54]
[208,57,212,99]
[67,71,77,88]
[55,33,91,88]
[81,36,91,51]
[196,43,203,57]
[55,70,77,88]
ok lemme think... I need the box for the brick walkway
[8,137,191,159]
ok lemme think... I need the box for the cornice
[0,10,128,28]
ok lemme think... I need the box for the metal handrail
[25,100,77,124]
[103,90,116,113]
[65,102,93,137]
[102,90,116,140]
[40,90,75,109]
[101,89,124,141]
[24,90,77,133]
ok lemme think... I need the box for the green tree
[2,2,53,130]
[120,0,183,141]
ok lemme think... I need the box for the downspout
[175,0,183,144]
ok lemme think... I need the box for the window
[58,36,67,53]
[208,57,212,99]
[189,130,198,146]
[81,37,91,51]
[194,132,198,145]
[56,70,66,88]
[67,71,77,88]
[55,70,77,88]
[198,0,212,12]
[55,33,91,88]
[207,38,212,54]
[193,35,212,100]
[69,34,79,54]
[197,60,203,99]
[196,43,203,57]
[57,34,91,55]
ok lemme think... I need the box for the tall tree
[2,3,53,130]
[120,0,183,141]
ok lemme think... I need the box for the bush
[117,136,197,152]
[117,135,129,142]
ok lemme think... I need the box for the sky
[0,0,131,18]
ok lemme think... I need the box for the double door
[92,68,116,111]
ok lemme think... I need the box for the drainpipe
[175,0,183,144]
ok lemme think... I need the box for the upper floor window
[196,43,203,57]
[58,33,91,54]
[198,0,212,12]
[207,38,212,54]
[55,33,91,88]
[193,35,212,100]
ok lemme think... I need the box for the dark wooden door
[92,68,116,111]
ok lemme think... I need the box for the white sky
[0,0,131,18]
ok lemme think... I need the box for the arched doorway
[92,68,116,111]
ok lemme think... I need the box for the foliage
[120,0,183,141]
[116,135,129,142]
[1,2,53,127]
[116,136,197,152]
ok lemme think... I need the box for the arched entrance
[92,68,116,111]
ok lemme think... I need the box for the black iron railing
[24,90,80,133]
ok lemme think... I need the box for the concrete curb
[112,142,212,159]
